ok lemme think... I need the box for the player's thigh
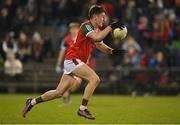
[68,75,82,87]
[56,74,75,93]
[73,76,82,85]
[71,76,82,88]
[72,64,99,82]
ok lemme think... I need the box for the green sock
[35,96,43,104]
[81,98,88,106]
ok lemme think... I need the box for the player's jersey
[60,34,75,49]
[65,21,99,63]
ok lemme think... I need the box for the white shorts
[63,59,85,74]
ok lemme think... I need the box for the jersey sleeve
[82,24,94,37]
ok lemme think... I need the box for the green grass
[0,94,180,124]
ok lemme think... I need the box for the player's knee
[91,75,100,85]
[96,76,101,85]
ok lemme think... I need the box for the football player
[22,5,125,120]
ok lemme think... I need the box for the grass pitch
[0,94,180,124]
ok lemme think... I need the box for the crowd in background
[0,0,180,78]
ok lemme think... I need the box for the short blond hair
[68,22,79,28]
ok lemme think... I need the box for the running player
[22,5,126,120]
[55,22,81,104]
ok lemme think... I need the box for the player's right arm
[56,39,67,73]
[82,24,112,42]
[83,21,124,42]
[88,26,112,41]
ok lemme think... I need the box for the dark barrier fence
[0,67,180,95]
[96,68,180,95]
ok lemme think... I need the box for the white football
[113,26,127,40]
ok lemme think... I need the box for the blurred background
[0,0,180,96]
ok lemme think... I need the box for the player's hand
[112,49,127,56]
[55,65,62,74]
[110,21,125,29]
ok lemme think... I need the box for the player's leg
[62,91,71,104]
[40,74,74,101]
[72,64,100,120]
[62,77,82,104]
[69,76,82,92]
[22,74,74,118]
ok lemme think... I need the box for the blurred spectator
[0,0,16,37]
[114,0,126,22]
[12,6,28,37]
[54,0,68,24]
[122,35,142,68]
[39,0,53,25]
[2,32,18,60]
[0,8,9,37]
[155,51,167,68]
[0,40,2,57]
[137,16,150,49]
[25,0,38,25]
[125,0,136,24]
[122,35,142,52]
[149,18,162,49]
[161,15,171,44]
[149,51,169,87]
[175,0,180,19]
[148,51,167,68]
[17,31,31,62]
[0,55,3,77]
[123,46,140,68]
[43,35,54,63]
[31,32,44,62]
[139,48,154,69]
[4,50,23,79]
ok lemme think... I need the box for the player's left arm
[95,41,113,54]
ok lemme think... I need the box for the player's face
[96,12,106,27]
[70,26,79,37]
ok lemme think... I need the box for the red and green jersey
[65,20,99,63]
